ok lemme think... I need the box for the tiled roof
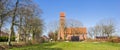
[64,27,87,34]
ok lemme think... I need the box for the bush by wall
[0,36,15,42]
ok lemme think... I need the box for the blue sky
[33,0,120,36]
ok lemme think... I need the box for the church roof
[64,27,87,34]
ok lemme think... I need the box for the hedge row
[110,39,120,43]
[0,36,15,42]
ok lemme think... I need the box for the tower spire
[60,12,65,17]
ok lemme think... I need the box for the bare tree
[17,11,43,43]
[88,27,95,38]
[8,0,19,46]
[66,19,83,28]
[0,0,10,32]
[88,19,116,39]
[3,0,43,46]
[48,32,54,41]
[28,17,43,41]
[66,19,83,35]
[88,25,102,39]
[47,20,59,32]
[100,19,115,38]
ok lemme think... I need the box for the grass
[0,42,19,45]
[10,42,120,50]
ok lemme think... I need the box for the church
[58,12,87,41]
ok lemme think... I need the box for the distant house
[0,31,9,37]
[95,36,108,40]
[42,35,49,42]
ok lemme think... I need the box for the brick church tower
[58,12,65,40]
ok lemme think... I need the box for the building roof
[64,27,87,34]
[0,31,9,36]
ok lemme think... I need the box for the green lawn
[10,42,120,50]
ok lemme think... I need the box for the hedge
[0,36,15,42]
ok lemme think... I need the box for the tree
[88,27,95,38]
[27,17,43,41]
[0,0,10,32]
[66,19,83,28]
[47,20,59,32]
[8,0,19,46]
[66,19,83,37]
[48,32,54,41]
[5,0,42,46]
[88,25,102,39]
[88,19,116,39]
[48,31,58,41]
[16,6,42,42]
[100,19,115,38]
[46,21,60,40]
[54,31,58,41]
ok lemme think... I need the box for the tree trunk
[8,0,19,46]
[0,20,1,33]
[8,22,14,46]
[0,16,3,33]
[32,32,35,40]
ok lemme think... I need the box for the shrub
[110,39,120,43]
[0,36,15,42]
[39,37,45,43]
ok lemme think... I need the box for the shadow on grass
[43,48,62,50]
[39,42,62,50]
[15,47,62,50]
[11,42,63,50]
